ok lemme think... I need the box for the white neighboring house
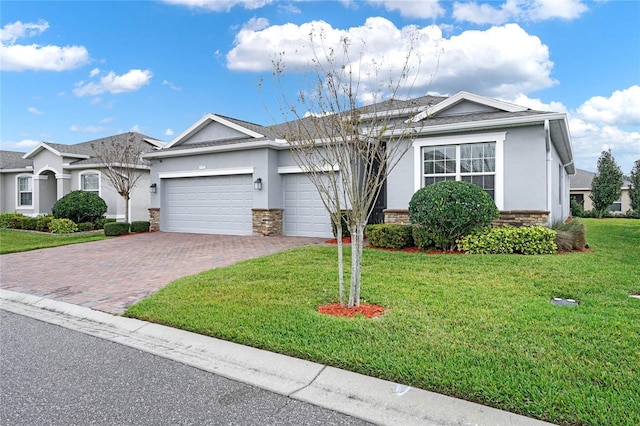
[0,132,165,221]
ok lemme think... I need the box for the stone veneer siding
[148,208,160,231]
[383,209,550,227]
[252,209,283,236]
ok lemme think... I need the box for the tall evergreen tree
[629,159,640,212]
[590,149,623,217]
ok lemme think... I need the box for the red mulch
[318,303,386,318]
[324,237,352,244]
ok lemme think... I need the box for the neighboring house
[144,91,574,238]
[570,168,632,213]
[0,132,165,221]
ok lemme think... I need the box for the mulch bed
[317,303,386,318]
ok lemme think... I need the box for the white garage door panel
[283,174,333,238]
[163,175,253,235]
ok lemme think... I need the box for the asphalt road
[0,310,372,426]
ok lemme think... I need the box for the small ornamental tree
[52,190,107,224]
[590,149,623,218]
[629,159,640,212]
[409,181,499,251]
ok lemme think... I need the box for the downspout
[545,119,552,225]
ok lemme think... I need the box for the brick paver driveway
[0,232,325,314]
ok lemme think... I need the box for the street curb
[0,290,555,426]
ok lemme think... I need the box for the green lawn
[0,228,106,254]
[125,219,640,426]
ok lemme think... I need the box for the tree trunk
[124,195,130,223]
[336,224,345,307]
[348,221,365,307]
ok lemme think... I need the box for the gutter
[545,119,552,220]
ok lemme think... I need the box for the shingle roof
[0,151,32,170]
[570,168,631,189]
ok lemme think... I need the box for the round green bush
[408,181,499,250]
[52,190,107,224]
[104,222,130,236]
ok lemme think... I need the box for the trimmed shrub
[36,215,54,232]
[331,210,351,238]
[49,218,78,234]
[21,216,38,230]
[52,190,107,224]
[409,181,499,250]
[0,212,26,229]
[78,222,96,232]
[365,224,414,249]
[412,226,434,251]
[570,198,584,217]
[459,226,557,255]
[96,217,117,230]
[104,222,130,236]
[130,221,150,233]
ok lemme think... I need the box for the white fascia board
[144,138,167,149]
[278,165,339,174]
[23,142,59,159]
[0,167,31,173]
[408,91,528,123]
[391,113,567,137]
[159,167,254,179]
[144,140,287,159]
[64,162,150,171]
[164,113,264,149]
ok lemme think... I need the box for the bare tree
[91,133,149,223]
[268,30,434,307]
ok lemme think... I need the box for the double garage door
[162,175,254,235]
[162,173,332,237]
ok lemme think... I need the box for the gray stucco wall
[0,172,20,213]
[387,125,552,213]
[182,121,246,145]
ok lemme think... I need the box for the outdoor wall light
[254,178,262,191]
[149,183,157,193]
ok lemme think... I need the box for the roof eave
[144,139,288,159]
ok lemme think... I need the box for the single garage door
[162,174,253,235]
[283,174,333,237]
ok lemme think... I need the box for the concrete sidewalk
[0,289,555,426]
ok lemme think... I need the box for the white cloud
[509,94,567,112]
[1,139,40,150]
[129,125,142,132]
[577,86,640,126]
[0,20,49,43]
[70,124,105,132]
[73,69,153,97]
[27,107,44,115]
[165,128,175,136]
[228,19,555,100]
[160,0,274,11]
[162,80,182,91]
[89,67,100,77]
[453,0,588,25]
[0,20,90,71]
[366,0,446,19]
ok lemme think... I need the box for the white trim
[79,169,102,196]
[277,165,339,174]
[159,167,254,179]
[408,91,528,123]
[165,113,264,149]
[56,174,71,180]
[413,132,506,210]
[144,140,287,159]
[16,174,34,208]
[23,142,90,160]
[35,166,59,176]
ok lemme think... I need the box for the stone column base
[383,209,410,224]
[148,208,160,231]
[252,209,283,236]
[384,209,550,227]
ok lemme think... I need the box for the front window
[609,197,622,212]
[81,173,100,195]
[18,176,33,206]
[422,142,496,199]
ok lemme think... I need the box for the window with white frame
[608,196,622,212]
[17,176,33,207]
[81,172,100,195]
[421,142,496,199]
[414,132,505,209]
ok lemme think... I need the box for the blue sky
[1,0,638,173]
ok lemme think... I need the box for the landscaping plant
[408,181,499,250]
[52,190,107,224]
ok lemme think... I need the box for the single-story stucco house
[570,168,632,213]
[0,132,164,221]
[144,91,574,238]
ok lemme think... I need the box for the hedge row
[0,212,149,236]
